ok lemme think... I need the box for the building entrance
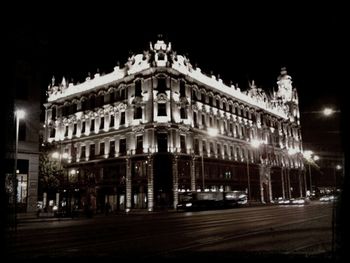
[153,154,173,209]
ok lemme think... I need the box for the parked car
[319,195,338,202]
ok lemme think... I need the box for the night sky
[9,2,346,152]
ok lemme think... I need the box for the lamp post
[303,150,316,196]
[334,164,341,193]
[248,139,262,202]
[52,149,68,212]
[13,109,25,229]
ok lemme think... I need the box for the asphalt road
[6,202,334,260]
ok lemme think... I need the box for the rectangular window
[89,96,95,109]
[82,100,88,111]
[49,127,55,138]
[157,133,168,152]
[81,121,86,134]
[210,142,215,155]
[64,125,68,137]
[110,115,115,128]
[120,112,125,125]
[81,146,86,158]
[158,103,167,116]
[100,142,105,156]
[90,144,95,159]
[120,88,127,100]
[203,141,207,156]
[104,93,110,104]
[136,135,143,154]
[71,146,77,162]
[110,92,115,103]
[114,90,120,101]
[19,122,26,141]
[180,80,186,97]
[202,114,206,127]
[73,123,77,135]
[100,117,104,130]
[157,78,167,94]
[194,139,199,155]
[217,144,221,157]
[110,141,115,156]
[119,138,126,156]
[51,107,56,120]
[192,90,198,101]
[180,107,187,119]
[180,135,186,153]
[216,99,220,108]
[90,119,95,131]
[97,96,104,107]
[134,107,142,119]
[193,112,198,127]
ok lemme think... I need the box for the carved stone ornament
[132,125,145,133]
[118,103,127,111]
[157,93,168,102]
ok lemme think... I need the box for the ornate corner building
[44,39,305,212]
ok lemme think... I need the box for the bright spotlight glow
[52,152,59,159]
[336,165,342,170]
[62,153,69,159]
[207,128,218,137]
[16,110,26,119]
[251,139,261,148]
[303,150,313,159]
[323,108,334,116]
[313,155,320,161]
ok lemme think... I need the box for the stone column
[147,155,154,211]
[126,157,132,212]
[259,164,265,203]
[303,169,308,197]
[281,167,286,199]
[298,169,303,197]
[172,155,178,209]
[287,168,291,199]
[268,167,273,202]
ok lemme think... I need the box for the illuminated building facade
[44,39,305,212]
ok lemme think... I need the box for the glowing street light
[302,150,319,196]
[246,139,263,202]
[13,109,26,230]
[323,108,334,116]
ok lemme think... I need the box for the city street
[6,202,334,260]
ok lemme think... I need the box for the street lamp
[334,164,342,193]
[13,109,25,229]
[303,150,319,197]
[323,108,334,116]
[52,149,68,211]
[247,139,263,202]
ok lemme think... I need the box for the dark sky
[10,2,346,152]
